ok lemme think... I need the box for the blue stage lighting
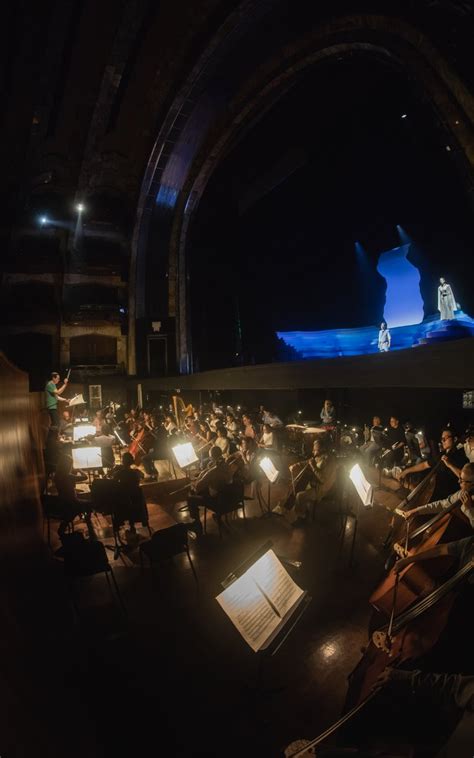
[39,216,48,226]
[377,244,423,327]
[396,225,411,245]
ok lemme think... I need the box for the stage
[277,311,474,360]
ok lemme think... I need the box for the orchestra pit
[1,3,474,757]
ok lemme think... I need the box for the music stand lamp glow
[172,442,200,512]
[259,456,279,516]
[72,446,103,487]
[340,463,374,568]
[73,424,96,442]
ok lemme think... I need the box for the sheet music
[69,393,85,407]
[249,550,303,618]
[216,550,304,652]
[349,464,373,507]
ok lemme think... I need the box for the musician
[186,446,233,537]
[320,399,336,425]
[45,372,69,427]
[402,420,423,465]
[54,455,96,540]
[208,411,220,433]
[397,428,468,501]
[261,408,283,428]
[214,426,231,459]
[242,414,258,440]
[93,422,116,470]
[394,534,474,576]
[381,415,406,468]
[164,414,178,436]
[225,413,240,441]
[463,426,474,463]
[396,463,474,528]
[442,426,474,477]
[285,438,336,524]
[360,415,385,465]
[112,451,147,540]
[258,423,276,450]
[375,667,474,758]
[231,437,259,484]
[59,409,74,439]
[92,410,104,433]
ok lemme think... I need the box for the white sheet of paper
[216,550,304,652]
[249,550,303,618]
[349,464,373,507]
[69,394,85,407]
[73,424,96,441]
[72,446,102,469]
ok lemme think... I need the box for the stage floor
[278,311,474,359]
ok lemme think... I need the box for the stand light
[73,424,96,441]
[259,456,279,515]
[172,442,198,469]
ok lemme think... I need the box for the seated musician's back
[194,446,233,497]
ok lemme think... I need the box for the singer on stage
[45,371,69,427]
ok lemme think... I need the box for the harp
[172,395,195,430]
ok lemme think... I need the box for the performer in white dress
[438,277,456,320]
[378,321,391,352]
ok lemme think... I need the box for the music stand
[217,541,311,693]
[73,424,96,442]
[172,442,200,513]
[339,464,373,568]
[72,446,103,487]
[258,456,279,517]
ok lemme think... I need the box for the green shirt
[45,380,58,410]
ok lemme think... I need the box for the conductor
[45,372,69,427]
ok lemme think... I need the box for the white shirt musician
[397,462,474,529]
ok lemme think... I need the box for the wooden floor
[6,455,413,758]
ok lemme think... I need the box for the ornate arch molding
[130,10,474,375]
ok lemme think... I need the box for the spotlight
[401,113,407,119]
[39,216,48,226]
[76,203,85,212]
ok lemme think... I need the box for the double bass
[371,459,472,620]
[284,556,474,757]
